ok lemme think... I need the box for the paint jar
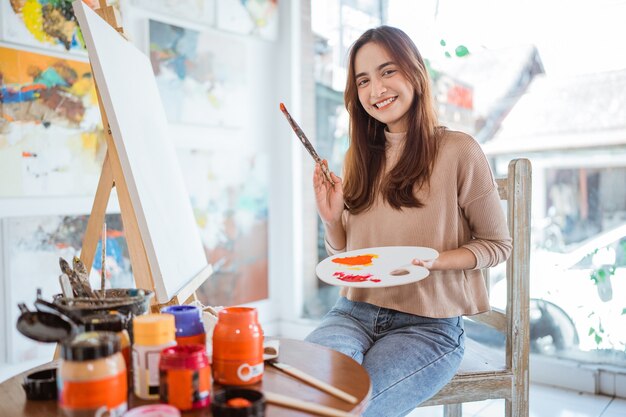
[212,307,264,386]
[211,388,266,417]
[58,331,127,417]
[83,313,131,371]
[211,388,265,417]
[160,305,206,346]
[159,344,211,410]
[132,313,176,399]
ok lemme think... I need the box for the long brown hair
[343,26,441,213]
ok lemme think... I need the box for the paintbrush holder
[52,288,153,340]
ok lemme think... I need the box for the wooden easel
[79,0,211,311]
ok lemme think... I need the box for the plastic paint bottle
[160,305,206,346]
[159,344,211,410]
[58,331,127,417]
[212,307,264,386]
[132,313,176,399]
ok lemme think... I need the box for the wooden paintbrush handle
[271,362,358,404]
[264,391,357,417]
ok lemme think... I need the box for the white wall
[0,0,306,365]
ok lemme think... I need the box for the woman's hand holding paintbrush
[314,161,345,223]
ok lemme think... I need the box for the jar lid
[160,345,209,370]
[83,312,124,333]
[17,303,77,343]
[133,313,175,345]
[61,331,120,361]
[22,368,57,401]
[160,305,204,337]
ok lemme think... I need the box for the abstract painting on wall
[216,0,278,41]
[132,0,216,26]
[177,147,269,306]
[0,0,90,53]
[149,19,248,128]
[3,214,132,363]
[0,46,105,197]
[217,0,278,41]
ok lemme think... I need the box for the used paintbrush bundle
[59,256,98,298]
[52,288,154,319]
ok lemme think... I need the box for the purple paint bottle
[160,305,206,346]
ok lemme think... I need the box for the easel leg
[81,152,113,274]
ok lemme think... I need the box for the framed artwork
[0,46,105,197]
[177,147,269,306]
[132,0,216,26]
[216,0,278,41]
[2,214,132,363]
[149,19,248,128]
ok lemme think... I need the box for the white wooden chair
[420,158,532,417]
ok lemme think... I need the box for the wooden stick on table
[270,361,358,404]
[264,391,358,417]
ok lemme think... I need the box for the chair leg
[443,403,462,417]
[507,369,529,417]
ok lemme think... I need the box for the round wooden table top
[0,338,371,416]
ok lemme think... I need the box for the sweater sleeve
[456,135,512,269]
[324,209,348,255]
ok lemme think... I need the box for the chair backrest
[473,158,532,374]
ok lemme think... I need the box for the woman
[306,26,512,417]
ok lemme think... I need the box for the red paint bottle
[159,345,211,411]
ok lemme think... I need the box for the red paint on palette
[333,272,380,283]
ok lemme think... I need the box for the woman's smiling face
[354,41,415,133]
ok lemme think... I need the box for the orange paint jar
[159,345,211,410]
[212,307,264,386]
[58,331,127,417]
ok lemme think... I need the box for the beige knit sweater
[326,129,512,318]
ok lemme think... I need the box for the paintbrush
[264,339,357,404]
[101,222,106,298]
[280,102,335,186]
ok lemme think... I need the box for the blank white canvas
[72,1,209,303]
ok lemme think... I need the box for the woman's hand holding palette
[316,246,439,288]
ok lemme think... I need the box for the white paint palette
[316,246,439,288]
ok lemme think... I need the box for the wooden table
[0,338,371,416]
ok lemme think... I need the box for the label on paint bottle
[237,362,264,382]
[59,371,127,416]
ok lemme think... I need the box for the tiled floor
[407,384,626,417]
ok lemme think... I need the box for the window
[307,0,626,373]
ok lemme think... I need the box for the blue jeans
[305,297,465,417]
